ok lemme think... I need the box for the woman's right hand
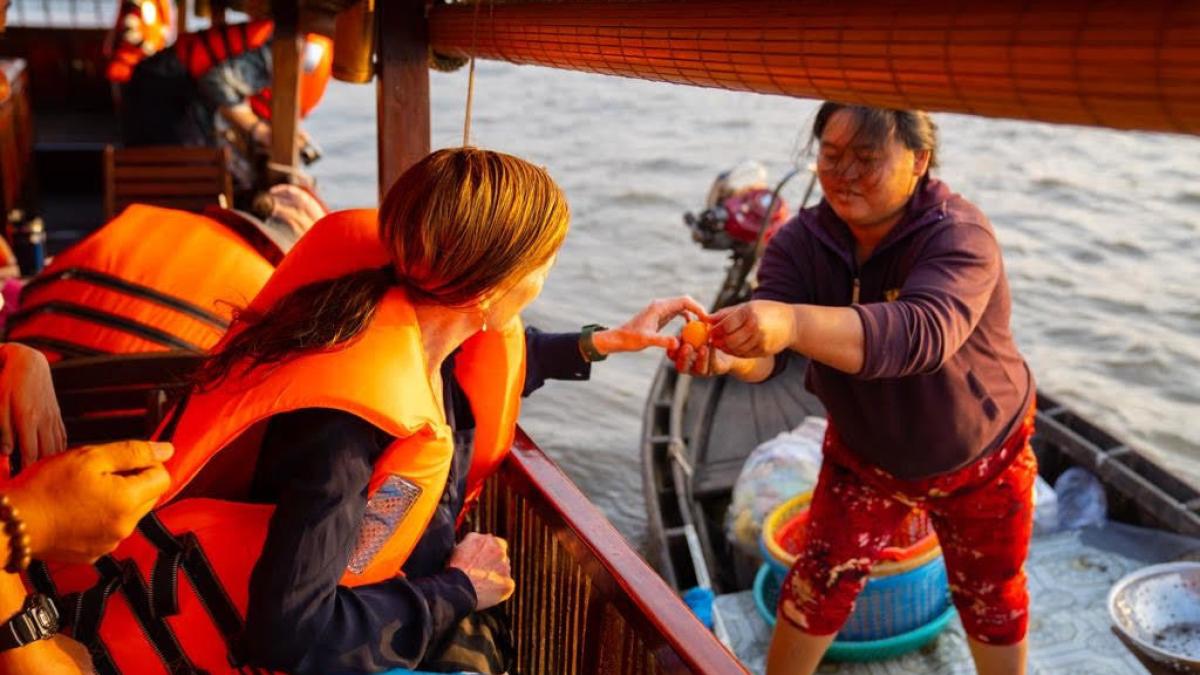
[669,342,734,377]
[7,440,173,563]
[447,532,515,610]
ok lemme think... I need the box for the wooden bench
[51,351,203,445]
[104,145,234,220]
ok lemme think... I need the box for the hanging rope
[462,57,476,146]
[461,0,485,147]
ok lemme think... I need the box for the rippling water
[306,62,1200,546]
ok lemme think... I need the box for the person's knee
[949,565,1029,645]
[778,551,872,634]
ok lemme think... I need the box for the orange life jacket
[248,33,333,120]
[105,0,174,83]
[174,19,275,80]
[173,20,331,120]
[7,205,275,362]
[32,209,526,673]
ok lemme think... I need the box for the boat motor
[684,161,815,308]
[683,161,791,256]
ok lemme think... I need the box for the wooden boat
[1,0,1198,672]
[0,0,748,672]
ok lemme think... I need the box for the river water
[306,61,1200,547]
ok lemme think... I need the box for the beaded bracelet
[0,495,31,574]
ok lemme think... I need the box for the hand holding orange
[681,320,710,349]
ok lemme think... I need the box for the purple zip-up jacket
[754,177,1033,479]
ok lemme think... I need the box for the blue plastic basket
[754,557,953,644]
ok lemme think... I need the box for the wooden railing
[475,431,747,675]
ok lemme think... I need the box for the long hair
[196,148,570,387]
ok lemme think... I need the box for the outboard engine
[683,161,791,256]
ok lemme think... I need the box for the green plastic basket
[753,564,957,662]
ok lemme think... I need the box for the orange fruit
[681,320,710,349]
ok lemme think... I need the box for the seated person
[6,185,326,362]
[0,341,173,674]
[120,18,329,194]
[39,148,703,674]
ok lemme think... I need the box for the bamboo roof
[427,0,1200,136]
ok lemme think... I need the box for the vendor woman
[675,103,1035,675]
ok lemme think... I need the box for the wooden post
[269,1,303,184]
[376,0,429,199]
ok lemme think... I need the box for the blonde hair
[197,147,570,386]
[380,147,570,306]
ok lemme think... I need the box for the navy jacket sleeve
[523,326,590,396]
[242,410,476,674]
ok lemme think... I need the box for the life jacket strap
[66,574,123,675]
[8,301,205,352]
[139,512,250,669]
[21,267,231,330]
[5,336,106,360]
[94,554,207,675]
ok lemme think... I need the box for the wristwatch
[0,593,59,652]
[579,324,609,362]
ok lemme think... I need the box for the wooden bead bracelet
[0,495,31,574]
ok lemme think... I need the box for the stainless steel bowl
[1109,561,1200,671]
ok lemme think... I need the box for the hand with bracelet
[580,295,710,361]
[0,440,173,672]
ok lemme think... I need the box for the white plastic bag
[725,417,826,557]
[1054,467,1108,530]
[1032,474,1059,536]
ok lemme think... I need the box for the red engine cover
[722,188,790,245]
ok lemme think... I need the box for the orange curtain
[430,0,1200,135]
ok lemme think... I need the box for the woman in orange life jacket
[150,147,705,674]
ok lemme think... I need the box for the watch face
[32,607,52,630]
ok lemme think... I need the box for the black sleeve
[242,409,476,674]
[523,326,591,396]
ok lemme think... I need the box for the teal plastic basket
[753,563,956,660]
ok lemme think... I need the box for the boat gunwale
[504,427,750,674]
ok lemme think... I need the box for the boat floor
[714,521,1200,674]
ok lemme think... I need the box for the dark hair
[195,147,570,387]
[811,102,939,168]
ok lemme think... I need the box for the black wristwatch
[0,593,59,652]
[579,324,609,362]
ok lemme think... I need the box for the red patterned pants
[778,406,1037,646]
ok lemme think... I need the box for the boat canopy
[428,0,1200,136]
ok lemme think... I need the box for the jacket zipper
[851,277,861,304]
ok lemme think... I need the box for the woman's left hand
[592,296,710,355]
[710,300,799,358]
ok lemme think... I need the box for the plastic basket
[753,564,956,659]
[756,542,951,642]
[761,493,940,580]
[767,554,949,641]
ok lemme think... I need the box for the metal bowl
[1109,562,1200,671]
